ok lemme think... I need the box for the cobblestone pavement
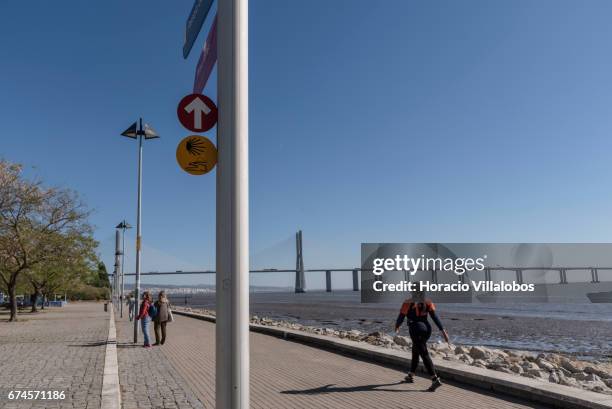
[114,311,204,409]
[0,302,108,409]
[160,314,549,409]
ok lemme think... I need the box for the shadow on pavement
[117,342,143,348]
[281,381,426,394]
[68,340,108,347]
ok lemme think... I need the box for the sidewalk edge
[101,303,121,409]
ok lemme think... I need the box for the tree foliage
[0,160,96,321]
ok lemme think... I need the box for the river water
[167,290,612,359]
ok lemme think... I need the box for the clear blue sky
[2,0,612,289]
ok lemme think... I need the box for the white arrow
[184,97,211,129]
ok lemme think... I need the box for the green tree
[0,160,93,321]
[25,230,98,312]
[94,262,111,288]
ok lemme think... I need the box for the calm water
[168,290,612,359]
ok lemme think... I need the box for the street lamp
[120,118,159,343]
[116,220,132,318]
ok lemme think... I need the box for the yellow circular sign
[176,135,218,175]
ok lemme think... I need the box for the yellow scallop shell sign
[176,135,218,175]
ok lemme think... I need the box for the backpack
[148,303,158,319]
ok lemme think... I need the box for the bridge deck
[115,311,548,409]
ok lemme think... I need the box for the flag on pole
[193,14,217,94]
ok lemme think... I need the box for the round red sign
[177,94,218,132]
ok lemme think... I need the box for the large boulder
[585,366,611,379]
[491,349,509,359]
[393,335,411,347]
[346,330,363,341]
[469,346,489,360]
[455,345,470,355]
[579,377,609,394]
[486,356,508,371]
[526,368,543,378]
[472,359,488,369]
[458,354,474,365]
[559,376,579,388]
[560,358,581,374]
[536,359,557,372]
[522,361,540,371]
[574,373,601,383]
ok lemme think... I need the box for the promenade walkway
[114,312,204,409]
[0,304,551,408]
[127,312,548,409]
[0,302,108,409]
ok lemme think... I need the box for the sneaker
[404,374,414,383]
[428,376,442,392]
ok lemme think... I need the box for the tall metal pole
[216,0,249,407]
[120,227,126,318]
[114,230,121,310]
[133,119,144,343]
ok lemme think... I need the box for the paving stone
[114,312,204,409]
[0,303,108,409]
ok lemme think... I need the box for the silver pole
[216,0,249,406]
[120,226,126,318]
[133,121,143,343]
[114,230,121,310]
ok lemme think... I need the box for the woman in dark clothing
[153,291,171,345]
[395,289,449,391]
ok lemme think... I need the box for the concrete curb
[174,309,612,409]
[101,303,121,409]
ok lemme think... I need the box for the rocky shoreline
[180,307,612,396]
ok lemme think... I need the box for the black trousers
[154,321,167,344]
[408,321,435,376]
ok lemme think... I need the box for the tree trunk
[30,284,45,312]
[30,292,38,313]
[30,287,43,312]
[8,283,17,322]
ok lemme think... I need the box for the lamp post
[217,0,250,406]
[116,220,132,318]
[120,118,159,343]
[113,229,121,310]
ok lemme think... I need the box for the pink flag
[193,14,217,94]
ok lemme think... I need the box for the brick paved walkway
[0,302,108,409]
[114,311,204,409]
[157,313,548,409]
[0,303,552,408]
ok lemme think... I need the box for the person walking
[136,291,155,348]
[395,288,449,392]
[127,294,135,322]
[153,291,172,345]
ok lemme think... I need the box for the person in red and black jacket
[395,288,449,391]
[136,291,153,347]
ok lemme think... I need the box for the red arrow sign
[177,94,218,132]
